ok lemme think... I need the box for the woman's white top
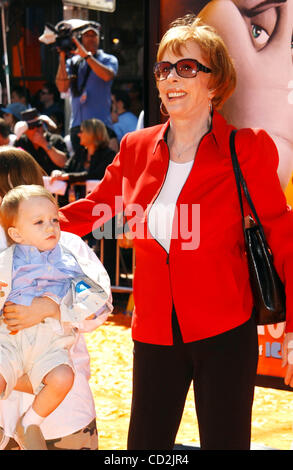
[0,228,98,440]
[148,160,194,253]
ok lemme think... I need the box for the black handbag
[229,129,286,325]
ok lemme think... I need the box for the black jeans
[127,309,258,450]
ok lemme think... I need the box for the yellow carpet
[85,313,293,450]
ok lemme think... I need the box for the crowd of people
[0,21,142,195]
[0,10,292,452]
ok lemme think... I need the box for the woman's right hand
[50,170,69,183]
[0,281,7,298]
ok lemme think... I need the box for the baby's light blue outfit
[7,244,83,307]
[0,241,110,399]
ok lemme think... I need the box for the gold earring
[160,102,169,117]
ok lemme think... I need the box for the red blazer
[60,111,293,345]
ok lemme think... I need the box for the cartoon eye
[251,24,270,50]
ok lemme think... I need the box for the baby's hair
[0,185,58,244]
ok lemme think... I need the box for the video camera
[39,19,101,54]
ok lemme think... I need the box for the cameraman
[55,22,118,154]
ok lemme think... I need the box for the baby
[0,185,112,449]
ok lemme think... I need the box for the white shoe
[14,416,47,450]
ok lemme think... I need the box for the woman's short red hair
[157,15,237,110]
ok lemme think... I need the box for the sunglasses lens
[154,62,171,81]
[176,60,198,78]
[154,59,199,80]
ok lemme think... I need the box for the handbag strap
[229,129,266,241]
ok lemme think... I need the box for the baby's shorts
[0,321,75,399]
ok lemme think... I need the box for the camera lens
[28,120,42,129]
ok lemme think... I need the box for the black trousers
[127,309,258,450]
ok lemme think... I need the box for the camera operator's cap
[1,102,26,120]
[81,21,101,36]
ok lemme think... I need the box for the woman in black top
[51,118,117,283]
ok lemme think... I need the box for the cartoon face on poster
[197,0,293,191]
[195,0,292,382]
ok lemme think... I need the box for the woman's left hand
[3,297,60,332]
[282,332,293,387]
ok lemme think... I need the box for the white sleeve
[69,310,110,333]
[59,232,113,329]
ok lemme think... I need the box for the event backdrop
[148,0,293,390]
[197,0,293,390]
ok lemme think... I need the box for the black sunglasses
[153,58,212,81]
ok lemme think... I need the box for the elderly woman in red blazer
[58,15,293,450]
